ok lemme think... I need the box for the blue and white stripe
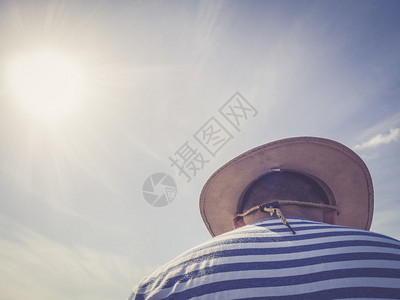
[129,218,400,299]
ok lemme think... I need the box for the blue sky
[0,0,399,299]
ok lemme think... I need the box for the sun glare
[5,49,87,122]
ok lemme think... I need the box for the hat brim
[199,137,374,237]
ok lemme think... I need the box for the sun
[4,49,87,122]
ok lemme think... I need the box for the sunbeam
[4,48,87,122]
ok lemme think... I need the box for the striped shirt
[128,218,400,299]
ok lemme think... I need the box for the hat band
[233,200,339,234]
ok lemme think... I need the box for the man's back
[129,218,400,299]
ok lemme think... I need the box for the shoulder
[128,219,400,299]
[128,228,252,299]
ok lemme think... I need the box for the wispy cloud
[354,128,400,150]
[0,217,145,300]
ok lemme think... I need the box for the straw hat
[199,137,374,237]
